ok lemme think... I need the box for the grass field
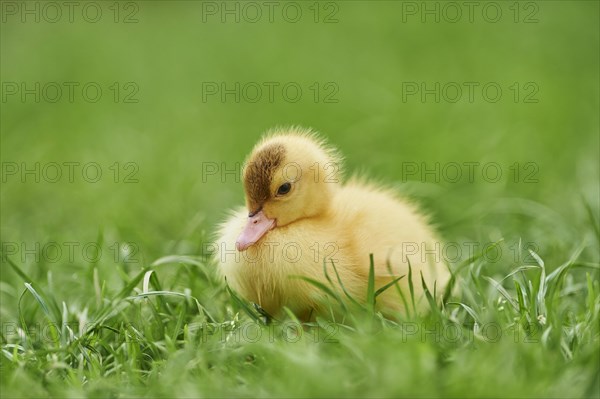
[1,1,599,397]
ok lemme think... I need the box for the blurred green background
[2,1,598,259]
[2,0,599,317]
[0,1,599,396]
[1,0,598,298]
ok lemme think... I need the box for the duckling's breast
[216,210,360,317]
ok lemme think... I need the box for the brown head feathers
[242,142,285,213]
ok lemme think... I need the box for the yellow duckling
[215,127,450,320]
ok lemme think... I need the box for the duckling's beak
[236,210,276,251]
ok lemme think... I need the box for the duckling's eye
[277,182,292,196]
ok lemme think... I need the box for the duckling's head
[236,127,342,251]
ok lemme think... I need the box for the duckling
[215,127,450,320]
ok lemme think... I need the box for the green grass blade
[501,265,541,282]
[447,302,481,325]
[6,257,62,323]
[126,291,190,299]
[407,257,416,315]
[514,280,526,314]
[225,283,263,323]
[3,256,33,284]
[442,265,456,304]
[484,276,519,311]
[366,254,376,313]
[420,271,438,315]
[289,275,342,303]
[329,260,364,309]
[386,260,410,316]
[23,283,50,316]
[375,275,405,299]
[530,249,547,317]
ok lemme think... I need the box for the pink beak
[236,210,276,251]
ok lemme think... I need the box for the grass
[1,1,599,398]
[1,234,599,397]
